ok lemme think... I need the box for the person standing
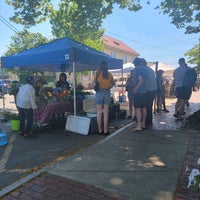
[95,60,115,135]
[125,69,136,120]
[172,58,192,120]
[156,70,169,113]
[16,76,37,137]
[56,73,70,118]
[140,58,157,127]
[132,58,148,131]
[56,73,70,90]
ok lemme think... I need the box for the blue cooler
[0,129,8,146]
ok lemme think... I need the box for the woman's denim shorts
[95,89,111,105]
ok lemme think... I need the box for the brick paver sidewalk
[174,130,200,200]
[2,173,129,200]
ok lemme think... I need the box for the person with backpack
[172,58,197,120]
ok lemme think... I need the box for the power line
[105,30,185,53]
[0,14,20,33]
[106,14,197,47]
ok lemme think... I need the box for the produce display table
[33,100,83,127]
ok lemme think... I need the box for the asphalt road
[0,94,131,190]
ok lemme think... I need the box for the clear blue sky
[0,0,198,68]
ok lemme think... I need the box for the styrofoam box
[65,115,91,135]
[86,113,97,118]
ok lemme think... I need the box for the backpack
[183,67,197,87]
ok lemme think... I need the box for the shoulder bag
[94,72,99,92]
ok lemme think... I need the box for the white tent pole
[121,67,124,96]
[73,61,76,116]
[1,68,5,110]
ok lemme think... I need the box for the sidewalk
[1,91,200,200]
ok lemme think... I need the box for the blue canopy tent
[1,37,123,114]
[1,37,122,72]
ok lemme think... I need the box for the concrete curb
[0,121,134,197]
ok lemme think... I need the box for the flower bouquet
[37,87,57,104]
[52,87,70,102]
[37,86,70,105]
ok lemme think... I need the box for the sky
[0,0,199,68]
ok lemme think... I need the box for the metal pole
[1,67,5,110]
[73,61,76,116]
[154,61,159,114]
[121,66,124,101]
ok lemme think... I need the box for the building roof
[103,35,140,56]
[149,62,175,71]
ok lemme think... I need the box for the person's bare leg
[103,105,109,133]
[134,108,142,130]
[141,107,147,128]
[175,99,181,115]
[178,99,186,115]
[129,98,133,117]
[97,105,103,133]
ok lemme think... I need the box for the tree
[5,0,141,27]
[5,29,50,55]
[5,0,141,49]
[49,0,108,50]
[5,0,54,27]
[156,0,200,34]
[185,44,200,72]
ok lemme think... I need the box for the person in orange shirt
[94,60,115,135]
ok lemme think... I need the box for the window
[122,55,127,63]
[110,52,116,58]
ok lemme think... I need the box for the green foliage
[194,174,200,192]
[185,44,200,73]
[4,0,142,50]
[49,0,140,49]
[49,0,107,49]
[5,29,50,56]
[5,0,142,28]
[0,110,19,120]
[5,0,54,27]
[5,0,199,35]
[156,1,200,34]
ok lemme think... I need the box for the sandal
[104,131,111,136]
[23,133,33,138]
[18,131,24,136]
[132,127,142,132]
[98,131,104,135]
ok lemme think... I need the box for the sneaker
[127,115,132,119]
[176,116,183,120]
[173,114,178,118]
[186,101,190,107]
[23,133,34,137]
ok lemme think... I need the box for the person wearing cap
[16,76,37,137]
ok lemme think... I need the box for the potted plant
[0,110,20,131]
